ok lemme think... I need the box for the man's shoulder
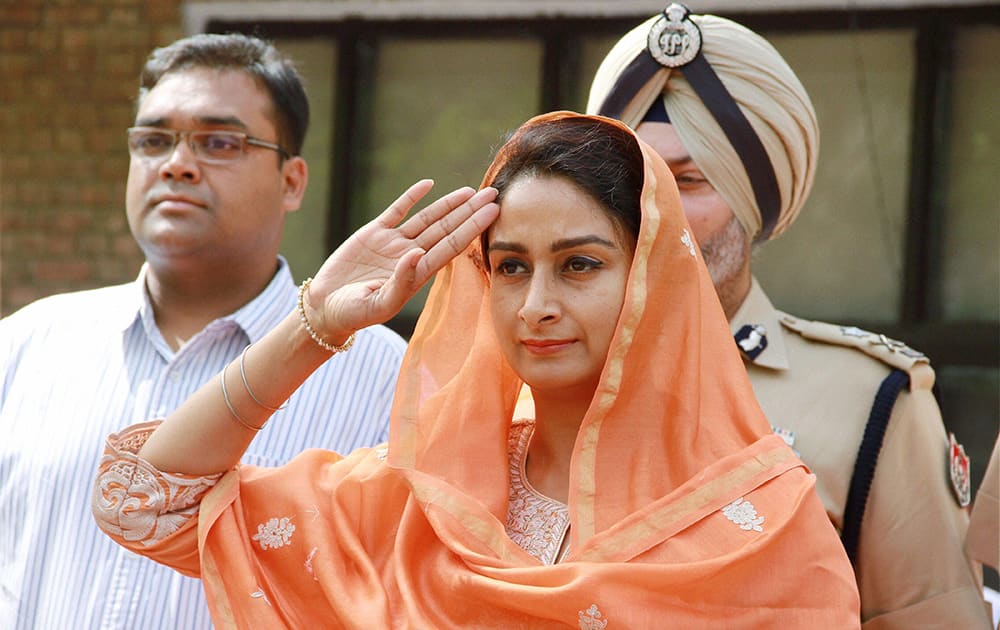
[1,283,136,331]
[774,310,933,388]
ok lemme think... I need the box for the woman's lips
[522,339,575,355]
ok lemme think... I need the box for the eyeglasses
[126,127,291,164]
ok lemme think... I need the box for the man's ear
[280,156,308,213]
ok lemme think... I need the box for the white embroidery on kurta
[253,516,296,550]
[375,446,389,461]
[578,604,609,629]
[681,228,697,257]
[306,505,321,522]
[304,546,319,581]
[722,497,765,532]
[250,587,271,606]
[505,422,571,565]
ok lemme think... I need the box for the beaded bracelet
[297,277,356,354]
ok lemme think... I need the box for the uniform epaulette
[777,311,934,390]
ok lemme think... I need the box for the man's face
[636,121,748,287]
[125,67,306,272]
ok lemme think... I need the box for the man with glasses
[0,33,410,629]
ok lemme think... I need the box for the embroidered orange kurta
[94,112,860,629]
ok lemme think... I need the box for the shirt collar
[729,276,789,370]
[230,256,298,343]
[125,257,297,345]
[110,266,150,334]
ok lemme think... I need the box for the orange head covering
[390,111,772,541]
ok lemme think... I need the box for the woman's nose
[518,273,560,326]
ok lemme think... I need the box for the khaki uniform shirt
[733,278,989,628]
[967,439,999,572]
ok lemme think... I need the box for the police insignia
[647,3,701,68]
[948,432,971,508]
[735,324,768,360]
[840,326,868,338]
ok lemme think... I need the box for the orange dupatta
[139,112,858,628]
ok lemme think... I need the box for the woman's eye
[495,260,526,276]
[565,256,602,273]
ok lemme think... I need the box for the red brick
[34,260,93,282]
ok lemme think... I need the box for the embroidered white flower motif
[250,587,271,606]
[578,603,609,629]
[253,516,296,550]
[375,446,389,461]
[681,228,697,257]
[722,497,765,532]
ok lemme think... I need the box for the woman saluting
[93,112,859,628]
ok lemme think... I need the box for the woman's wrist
[296,277,356,353]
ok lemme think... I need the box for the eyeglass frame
[126,126,292,164]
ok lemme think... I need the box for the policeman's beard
[700,215,749,288]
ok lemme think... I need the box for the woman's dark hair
[482,116,644,267]
[138,33,309,158]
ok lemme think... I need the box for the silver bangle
[239,344,287,412]
[296,277,356,354]
[220,361,265,432]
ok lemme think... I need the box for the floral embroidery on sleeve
[92,422,223,546]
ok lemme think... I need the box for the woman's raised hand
[303,180,499,341]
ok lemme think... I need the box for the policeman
[587,5,990,626]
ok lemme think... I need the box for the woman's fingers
[365,197,499,319]
[371,247,426,315]
[314,180,499,331]
[405,186,498,251]
[375,179,437,229]
[415,201,500,283]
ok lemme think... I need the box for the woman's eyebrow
[488,236,616,255]
[551,235,616,252]
[487,241,527,254]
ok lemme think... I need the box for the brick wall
[0,0,184,316]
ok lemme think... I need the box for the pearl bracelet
[296,277,356,354]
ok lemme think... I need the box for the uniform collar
[729,276,789,370]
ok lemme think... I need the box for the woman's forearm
[137,310,343,475]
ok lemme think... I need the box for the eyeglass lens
[127,129,248,163]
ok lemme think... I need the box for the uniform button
[168,370,181,383]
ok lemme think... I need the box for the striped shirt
[0,258,407,629]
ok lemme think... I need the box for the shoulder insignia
[777,312,930,375]
[949,432,972,508]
